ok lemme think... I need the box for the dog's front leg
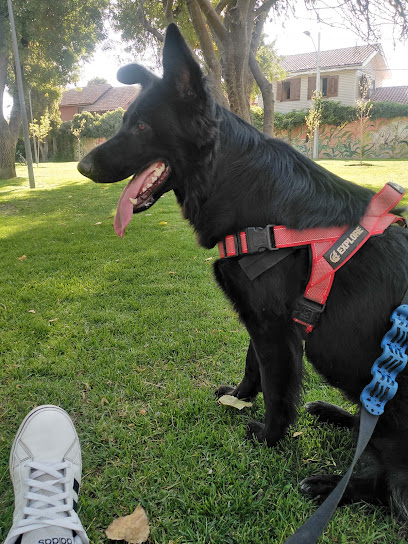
[216,340,262,399]
[247,327,303,447]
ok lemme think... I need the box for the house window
[308,75,339,99]
[321,77,328,97]
[277,78,301,101]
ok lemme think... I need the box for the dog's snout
[77,156,94,178]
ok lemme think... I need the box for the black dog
[78,24,408,521]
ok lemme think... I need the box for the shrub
[97,108,124,139]
[371,102,408,119]
[251,106,264,131]
[320,101,355,126]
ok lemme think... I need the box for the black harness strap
[239,247,297,281]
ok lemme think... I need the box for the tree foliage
[0,0,109,179]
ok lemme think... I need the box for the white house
[273,44,391,113]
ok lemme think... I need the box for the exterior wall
[275,117,408,159]
[273,69,358,113]
[60,105,80,122]
[74,137,106,161]
[366,54,389,88]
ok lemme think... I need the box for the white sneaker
[4,405,89,544]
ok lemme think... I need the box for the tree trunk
[0,128,17,179]
[223,2,251,122]
[0,18,20,179]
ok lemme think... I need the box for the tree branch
[215,0,232,14]
[254,0,279,19]
[186,0,229,107]
[138,1,165,42]
[249,51,274,136]
[196,0,228,41]
[163,0,174,23]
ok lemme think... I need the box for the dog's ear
[117,64,159,87]
[162,23,204,100]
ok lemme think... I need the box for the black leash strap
[284,409,379,543]
[285,282,408,543]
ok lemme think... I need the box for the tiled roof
[370,86,408,104]
[83,86,140,112]
[60,84,111,106]
[282,44,378,73]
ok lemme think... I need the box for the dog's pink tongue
[114,168,152,237]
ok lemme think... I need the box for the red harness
[217,182,406,333]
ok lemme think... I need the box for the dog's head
[78,24,215,237]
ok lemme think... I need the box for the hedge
[251,101,408,132]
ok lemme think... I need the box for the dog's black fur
[78,24,408,521]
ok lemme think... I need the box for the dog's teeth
[129,197,138,205]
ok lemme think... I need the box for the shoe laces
[9,460,84,537]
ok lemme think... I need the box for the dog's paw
[247,420,266,443]
[215,385,236,398]
[299,474,342,503]
[305,401,355,429]
[247,420,283,447]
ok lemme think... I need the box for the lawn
[1,160,407,543]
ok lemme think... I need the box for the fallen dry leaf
[218,394,253,410]
[159,221,167,226]
[138,409,147,415]
[94,221,102,225]
[292,431,303,438]
[17,255,27,260]
[49,318,58,323]
[106,504,150,544]
[28,309,36,314]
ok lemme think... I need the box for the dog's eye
[138,122,147,131]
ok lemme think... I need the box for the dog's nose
[77,156,93,178]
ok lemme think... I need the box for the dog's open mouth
[114,161,171,237]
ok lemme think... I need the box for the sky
[3,3,408,117]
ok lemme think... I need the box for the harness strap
[217,183,406,333]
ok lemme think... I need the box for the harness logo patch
[324,224,369,269]
[329,250,340,264]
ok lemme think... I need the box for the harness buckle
[292,297,326,331]
[245,225,276,253]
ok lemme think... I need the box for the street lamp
[304,30,321,160]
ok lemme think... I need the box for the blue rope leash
[285,297,408,543]
[361,303,408,416]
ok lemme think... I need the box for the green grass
[1,161,407,543]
